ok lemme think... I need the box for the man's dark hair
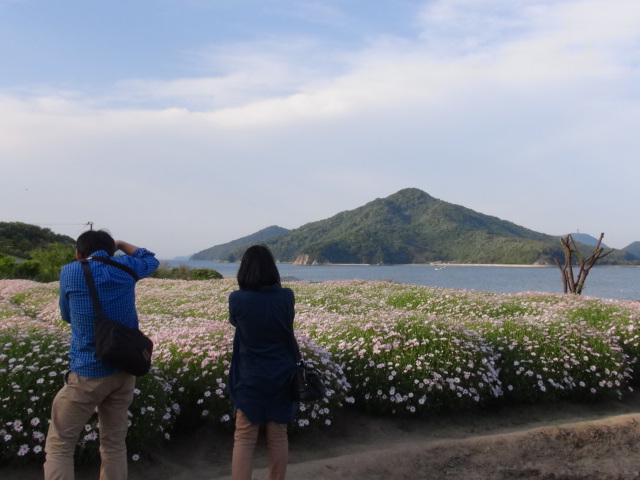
[237,245,281,291]
[76,229,116,258]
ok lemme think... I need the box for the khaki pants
[232,410,289,480]
[44,371,136,480]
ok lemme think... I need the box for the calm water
[163,260,640,301]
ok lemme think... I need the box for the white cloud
[2,0,640,256]
[108,35,352,111]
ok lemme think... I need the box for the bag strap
[80,260,106,320]
[87,256,140,281]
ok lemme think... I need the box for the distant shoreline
[424,263,552,268]
[177,259,638,268]
[311,263,638,268]
[287,262,555,268]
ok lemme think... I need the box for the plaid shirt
[59,248,159,378]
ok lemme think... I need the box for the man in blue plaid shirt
[44,229,159,480]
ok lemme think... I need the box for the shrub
[0,256,16,279]
[151,263,223,281]
[192,268,224,280]
[0,326,176,465]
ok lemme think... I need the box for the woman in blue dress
[228,245,298,480]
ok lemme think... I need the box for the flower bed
[1,278,639,465]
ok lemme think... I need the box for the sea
[163,260,640,302]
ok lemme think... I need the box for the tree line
[0,222,223,282]
[0,247,223,283]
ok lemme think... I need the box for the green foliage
[13,260,40,280]
[0,255,16,279]
[152,264,193,280]
[0,256,42,280]
[192,268,223,280]
[29,244,75,282]
[0,222,75,259]
[0,221,76,281]
[151,263,223,281]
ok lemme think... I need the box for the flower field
[1,277,640,465]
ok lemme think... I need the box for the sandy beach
[7,392,640,480]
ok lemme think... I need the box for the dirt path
[7,392,640,479]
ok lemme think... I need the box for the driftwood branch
[554,233,613,295]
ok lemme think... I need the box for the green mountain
[208,189,637,265]
[622,241,640,260]
[191,225,289,261]
[0,222,75,259]
[214,188,573,265]
[565,233,608,249]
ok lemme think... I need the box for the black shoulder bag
[81,258,153,376]
[289,332,326,401]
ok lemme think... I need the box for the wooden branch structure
[554,233,613,295]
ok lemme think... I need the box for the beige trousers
[44,371,136,480]
[231,410,289,480]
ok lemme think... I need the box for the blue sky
[1,0,639,259]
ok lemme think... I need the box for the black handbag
[291,360,325,401]
[289,332,326,401]
[81,259,153,377]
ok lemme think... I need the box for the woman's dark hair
[237,245,281,291]
[76,229,116,258]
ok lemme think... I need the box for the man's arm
[115,241,140,256]
[115,240,160,278]
[58,277,71,323]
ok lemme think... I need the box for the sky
[1,0,639,259]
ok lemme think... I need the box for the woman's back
[228,284,297,423]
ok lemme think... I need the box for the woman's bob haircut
[236,245,281,291]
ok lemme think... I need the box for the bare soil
[7,393,640,479]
